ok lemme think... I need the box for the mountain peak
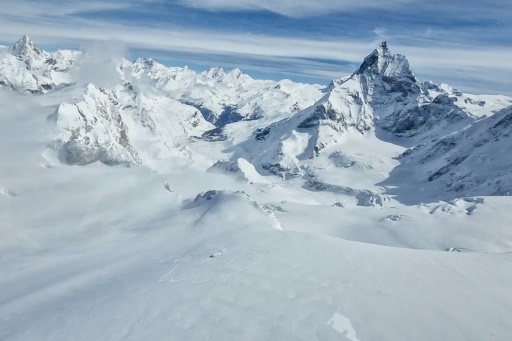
[206,66,225,78]
[353,41,413,79]
[18,35,32,44]
[228,68,243,78]
[353,41,392,76]
[10,35,43,59]
[376,40,389,54]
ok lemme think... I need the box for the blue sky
[1,0,511,94]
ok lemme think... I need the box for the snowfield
[1,37,512,340]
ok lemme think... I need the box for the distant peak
[227,68,245,78]
[14,35,35,48]
[10,35,42,58]
[17,35,31,43]
[206,66,225,78]
[135,57,154,66]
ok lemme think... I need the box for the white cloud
[0,1,131,18]
[76,40,127,88]
[176,0,414,17]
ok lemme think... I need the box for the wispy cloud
[0,0,511,95]
[176,0,414,18]
[0,1,135,19]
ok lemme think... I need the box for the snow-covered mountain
[2,36,512,199]
[2,36,512,341]
[227,42,483,180]
[0,36,78,92]
[50,82,214,165]
[2,36,512,193]
[390,105,512,201]
[123,57,322,127]
[0,37,319,166]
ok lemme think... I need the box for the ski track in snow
[158,247,269,284]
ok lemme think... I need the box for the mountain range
[2,35,512,341]
[3,36,511,202]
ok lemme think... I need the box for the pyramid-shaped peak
[365,41,392,62]
[227,68,250,79]
[16,35,32,44]
[376,41,390,54]
[18,35,31,43]
[353,41,413,78]
[205,66,225,78]
[229,68,243,76]
[10,35,42,58]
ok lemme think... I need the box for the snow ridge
[2,36,512,201]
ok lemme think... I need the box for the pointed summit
[228,68,243,78]
[353,41,413,78]
[378,40,388,50]
[9,35,43,60]
[374,40,391,59]
[205,66,225,79]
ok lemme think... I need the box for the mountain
[123,58,323,128]
[40,51,322,167]
[3,36,512,341]
[0,36,78,92]
[2,36,512,198]
[9,35,46,65]
[387,105,512,202]
[228,42,479,179]
[50,82,214,165]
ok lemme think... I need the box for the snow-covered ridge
[393,105,512,200]
[2,36,512,201]
[124,58,323,127]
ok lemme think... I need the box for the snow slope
[2,89,512,341]
[1,37,512,341]
[386,105,512,202]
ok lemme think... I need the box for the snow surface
[1,37,512,341]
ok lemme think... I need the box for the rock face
[50,83,213,165]
[380,94,474,138]
[351,41,421,114]
[398,105,512,198]
[51,84,140,165]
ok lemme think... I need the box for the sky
[0,0,511,94]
